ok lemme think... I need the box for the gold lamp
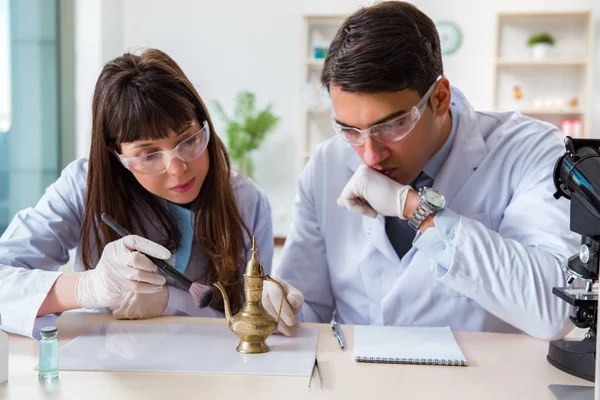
[213,236,286,354]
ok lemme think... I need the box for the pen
[331,310,345,349]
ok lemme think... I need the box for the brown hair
[321,1,443,96]
[82,49,246,312]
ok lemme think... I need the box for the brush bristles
[189,282,214,308]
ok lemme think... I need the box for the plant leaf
[215,90,279,162]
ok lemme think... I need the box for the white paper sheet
[59,322,319,376]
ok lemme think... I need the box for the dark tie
[385,172,434,260]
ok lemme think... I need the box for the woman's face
[119,120,210,204]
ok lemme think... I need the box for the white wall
[74,0,124,159]
[75,0,600,237]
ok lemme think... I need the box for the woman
[0,49,301,338]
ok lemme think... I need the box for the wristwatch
[408,187,446,230]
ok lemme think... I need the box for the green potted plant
[527,32,555,60]
[213,91,280,180]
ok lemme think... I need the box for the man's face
[329,79,450,185]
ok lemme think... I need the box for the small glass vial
[0,329,8,383]
[38,326,59,379]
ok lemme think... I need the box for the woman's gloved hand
[262,279,304,337]
[111,286,169,320]
[76,235,170,310]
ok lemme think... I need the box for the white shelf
[492,10,593,137]
[300,14,348,174]
[518,108,583,115]
[307,58,325,66]
[496,108,584,115]
[496,59,586,67]
[498,10,591,18]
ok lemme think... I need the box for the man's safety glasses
[331,75,443,146]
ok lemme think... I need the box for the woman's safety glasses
[116,120,210,176]
[331,75,442,146]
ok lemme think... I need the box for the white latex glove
[337,164,411,219]
[111,286,169,320]
[76,235,170,310]
[262,279,304,337]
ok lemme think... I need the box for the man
[272,1,579,340]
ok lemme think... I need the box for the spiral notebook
[354,325,468,366]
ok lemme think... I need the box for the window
[0,0,10,133]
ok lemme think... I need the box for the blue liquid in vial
[39,326,59,379]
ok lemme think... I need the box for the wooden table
[0,313,592,399]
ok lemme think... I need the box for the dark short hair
[321,1,443,96]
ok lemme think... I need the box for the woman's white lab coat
[0,159,273,338]
[276,88,580,341]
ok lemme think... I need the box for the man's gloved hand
[337,164,412,219]
[111,286,169,320]
[76,235,170,310]
[262,279,304,337]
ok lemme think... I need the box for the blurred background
[0,0,598,245]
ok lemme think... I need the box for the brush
[100,213,214,308]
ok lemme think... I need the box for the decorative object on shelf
[546,97,565,110]
[533,97,567,111]
[436,20,462,55]
[527,32,555,60]
[213,91,280,180]
[560,118,583,138]
[513,86,523,101]
[568,96,579,108]
[313,45,329,59]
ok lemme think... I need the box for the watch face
[423,188,446,208]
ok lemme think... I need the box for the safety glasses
[331,75,443,146]
[116,120,210,176]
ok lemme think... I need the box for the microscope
[548,136,600,382]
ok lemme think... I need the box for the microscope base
[548,384,593,400]
[547,338,595,382]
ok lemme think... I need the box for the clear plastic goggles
[116,120,210,176]
[331,75,442,146]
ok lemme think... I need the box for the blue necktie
[385,172,434,260]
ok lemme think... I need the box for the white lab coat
[0,159,273,338]
[276,88,580,341]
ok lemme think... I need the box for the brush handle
[101,213,193,290]
[146,255,192,289]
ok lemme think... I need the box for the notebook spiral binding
[355,356,468,366]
